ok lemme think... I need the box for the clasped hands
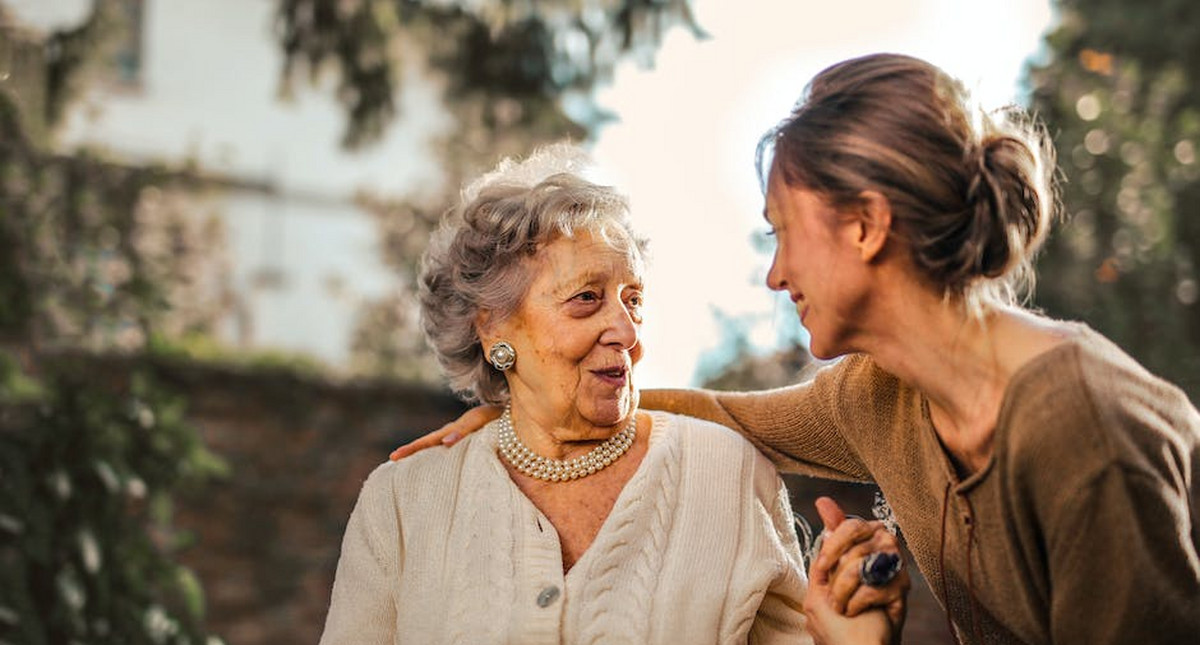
[805,496,909,645]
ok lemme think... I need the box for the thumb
[815,496,846,532]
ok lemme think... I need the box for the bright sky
[591,0,1054,387]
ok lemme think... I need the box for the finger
[814,496,846,530]
[825,525,902,609]
[826,533,895,612]
[809,497,848,584]
[885,569,911,628]
[389,406,502,460]
[847,566,910,627]
[825,549,873,609]
[815,517,885,574]
[844,574,906,617]
[390,430,450,460]
[802,563,834,632]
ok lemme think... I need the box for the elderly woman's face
[489,230,644,430]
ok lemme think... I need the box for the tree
[1029,0,1200,402]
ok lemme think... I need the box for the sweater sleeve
[319,465,400,645]
[1037,341,1200,644]
[1047,463,1200,645]
[640,356,874,481]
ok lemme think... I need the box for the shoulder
[652,410,765,458]
[358,429,489,509]
[649,411,783,495]
[1002,324,1199,482]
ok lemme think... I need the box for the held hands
[389,405,501,461]
[804,497,910,645]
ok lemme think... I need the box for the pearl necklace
[496,406,637,482]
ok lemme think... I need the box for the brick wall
[151,360,466,644]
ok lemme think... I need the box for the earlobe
[856,190,892,262]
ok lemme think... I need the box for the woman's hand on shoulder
[804,496,909,644]
[389,405,502,461]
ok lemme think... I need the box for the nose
[600,299,640,351]
[766,253,787,292]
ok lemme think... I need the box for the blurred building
[4,0,449,367]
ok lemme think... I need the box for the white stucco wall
[6,0,450,366]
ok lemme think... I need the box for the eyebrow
[551,268,644,295]
[549,269,605,295]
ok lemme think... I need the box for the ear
[853,190,892,262]
[475,310,496,346]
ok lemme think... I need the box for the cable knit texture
[319,411,810,645]
[646,322,1200,645]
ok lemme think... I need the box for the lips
[591,365,629,387]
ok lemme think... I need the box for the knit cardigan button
[536,585,561,608]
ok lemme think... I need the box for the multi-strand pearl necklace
[496,405,636,482]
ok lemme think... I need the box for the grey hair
[418,144,648,404]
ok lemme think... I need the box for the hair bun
[960,132,1050,284]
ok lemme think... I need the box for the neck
[856,291,1055,474]
[507,398,634,461]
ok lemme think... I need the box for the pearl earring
[488,341,516,371]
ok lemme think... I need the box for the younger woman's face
[763,170,871,359]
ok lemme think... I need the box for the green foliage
[43,0,128,129]
[1029,0,1200,401]
[0,86,166,347]
[147,332,331,379]
[0,92,228,353]
[1,6,229,641]
[0,352,226,644]
[276,0,704,148]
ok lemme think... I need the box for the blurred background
[1,0,1196,643]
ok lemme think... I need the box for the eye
[624,290,644,322]
[573,290,601,303]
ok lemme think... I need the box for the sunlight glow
[592,0,1054,387]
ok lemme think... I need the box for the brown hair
[758,53,1057,308]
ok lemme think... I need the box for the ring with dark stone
[860,551,902,587]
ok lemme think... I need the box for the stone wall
[148,360,466,644]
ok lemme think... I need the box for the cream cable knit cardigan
[319,411,811,644]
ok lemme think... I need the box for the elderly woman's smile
[489,231,645,445]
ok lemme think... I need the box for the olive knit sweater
[646,324,1200,645]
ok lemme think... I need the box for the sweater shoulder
[357,430,483,511]
[1000,327,1199,483]
[652,411,784,500]
[655,410,769,463]
[832,354,919,425]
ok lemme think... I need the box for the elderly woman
[319,146,906,644]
